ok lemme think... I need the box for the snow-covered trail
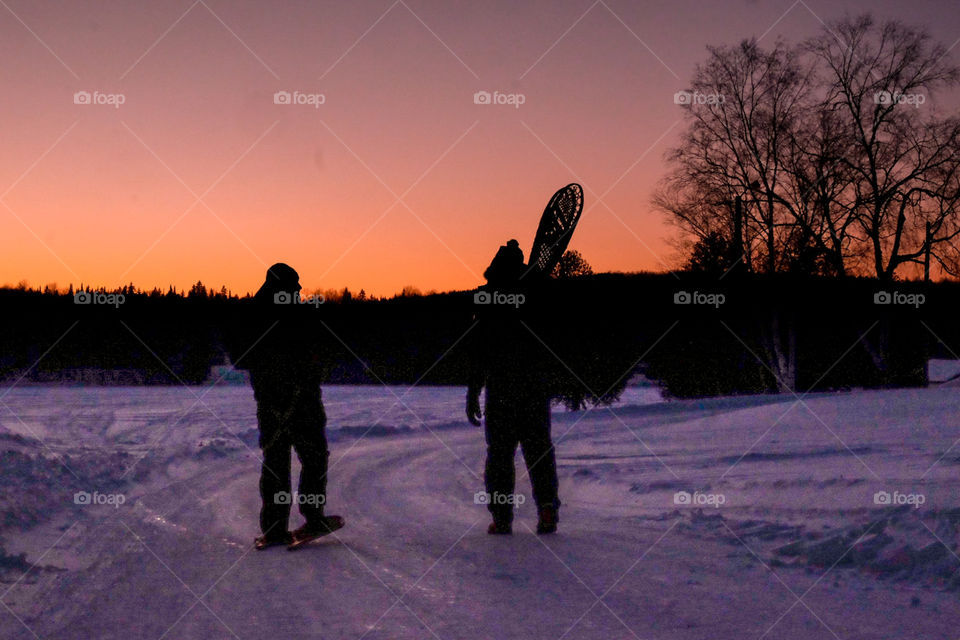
[2,387,960,639]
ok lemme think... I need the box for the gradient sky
[2,0,959,296]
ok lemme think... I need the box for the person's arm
[466,312,485,427]
[466,381,483,426]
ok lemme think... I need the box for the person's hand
[466,391,482,427]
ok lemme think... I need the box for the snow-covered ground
[928,358,960,383]
[1,383,958,639]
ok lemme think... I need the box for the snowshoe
[287,515,345,550]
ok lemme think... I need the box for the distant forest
[1,271,957,402]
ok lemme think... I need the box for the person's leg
[484,397,520,528]
[258,401,293,538]
[519,396,560,513]
[290,385,329,526]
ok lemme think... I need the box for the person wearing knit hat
[467,242,560,535]
[238,263,344,549]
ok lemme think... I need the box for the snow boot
[487,515,512,535]
[255,530,293,550]
[536,506,558,534]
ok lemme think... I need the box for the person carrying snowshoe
[467,240,561,535]
[232,263,343,549]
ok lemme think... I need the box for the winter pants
[483,393,559,523]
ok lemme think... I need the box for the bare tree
[658,14,960,283]
[658,38,815,273]
[805,14,960,281]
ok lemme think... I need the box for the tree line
[4,271,960,400]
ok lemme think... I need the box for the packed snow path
[1,386,959,639]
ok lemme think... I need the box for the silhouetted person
[233,263,343,549]
[467,240,560,534]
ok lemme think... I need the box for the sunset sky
[2,0,958,296]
